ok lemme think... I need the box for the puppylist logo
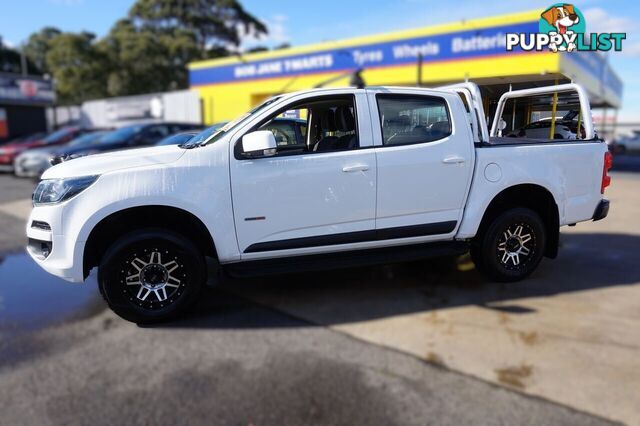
[506,4,626,53]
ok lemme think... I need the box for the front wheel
[471,208,546,282]
[98,229,206,324]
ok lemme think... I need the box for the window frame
[234,94,360,160]
[375,93,453,148]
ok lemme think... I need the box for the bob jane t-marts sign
[0,73,56,106]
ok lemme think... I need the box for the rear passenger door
[369,90,474,239]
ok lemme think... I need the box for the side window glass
[261,119,302,147]
[250,96,358,156]
[377,95,451,146]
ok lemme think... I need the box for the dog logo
[507,3,625,53]
[539,3,585,52]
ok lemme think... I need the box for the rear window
[377,95,451,146]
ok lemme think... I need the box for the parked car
[0,132,46,147]
[49,123,199,165]
[509,111,586,140]
[14,130,110,178]
[154,131,199,146]
[0,127,85,172]
[611,131,640,154]
[27,83,610,324]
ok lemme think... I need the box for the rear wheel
[98,229,205,324]
[471,208,545,282]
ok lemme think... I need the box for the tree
[24,27,61,74]
[0,37,39,74]
[99,18,200,97]
[46,32,109,104]
[128,0,268,55]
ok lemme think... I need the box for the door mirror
[497,119,507,131]
[242,130,277,158]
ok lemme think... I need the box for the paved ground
[0,174,35,253]
[1,158,638,425]
[231,172,640,425]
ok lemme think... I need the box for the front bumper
[26,206,85,283]
[592,199,610,221]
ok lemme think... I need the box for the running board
[225,241,469,278]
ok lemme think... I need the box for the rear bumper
[592,199,609,221]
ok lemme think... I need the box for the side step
[224,241,469,278]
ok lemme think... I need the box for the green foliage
[16,0,269,104]
[129,0,267,50]
[0,37,39,74]
[24,27,61,74]
[45,32,109,104]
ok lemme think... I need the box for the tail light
[601,151,612,194]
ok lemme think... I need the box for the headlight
[32,175,99,206]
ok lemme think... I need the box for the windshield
[100,125,145,144]
[156,133,196,146]
[43,128,76,144]
[68,131,107,147]
[182,96,282,148]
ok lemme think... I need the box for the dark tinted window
[377,95,451,146]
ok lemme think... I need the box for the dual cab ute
[27,83,611,323]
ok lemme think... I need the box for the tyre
[98,229,206,324]
[471,208,546,282]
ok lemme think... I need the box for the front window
[240,95,357,157]
[183,96,282,148]
[43,127,77,145]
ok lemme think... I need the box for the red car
[0,127,85,172]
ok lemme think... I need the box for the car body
[0,132,47,147]
[27,83,610,323]
[14,130,110,178]
[0,127,86,172]
[509,110,586,140]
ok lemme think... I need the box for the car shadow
[159,232,640,329]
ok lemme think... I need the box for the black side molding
[244,221,457,253]
[228,240,469,278]
[592,199,609,221]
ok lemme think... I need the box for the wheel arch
[475,184,560,258]
[83,205,217,279]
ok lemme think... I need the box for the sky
[0,0,638,121]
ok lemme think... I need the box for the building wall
[2,104,47,140]
[194,52,560,124]
[188,9,622,126]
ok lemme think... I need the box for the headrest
[336,106,355,132]
[430,121,450,134]
[320,109,337,132]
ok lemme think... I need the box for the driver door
[230,92,377,258]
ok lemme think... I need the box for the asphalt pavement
[2,157,639,425]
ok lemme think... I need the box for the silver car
[14,131,109,178]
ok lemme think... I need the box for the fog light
[28,238,52,260]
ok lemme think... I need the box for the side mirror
[242,130,277,158]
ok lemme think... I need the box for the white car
[27,83,611,323]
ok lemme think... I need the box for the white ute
[27,83,612,323]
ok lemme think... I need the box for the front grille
[31,220,51,231]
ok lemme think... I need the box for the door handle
[442,156,466,164]
[342,164,370,172]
